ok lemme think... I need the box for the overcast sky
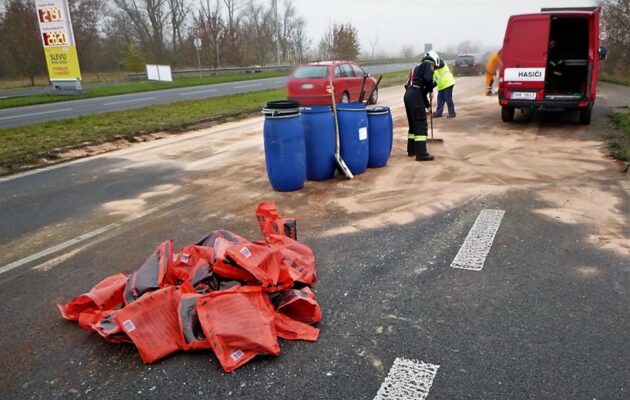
[290,0,597,56]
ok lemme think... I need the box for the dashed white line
[178,89,218,96]
[103,97,156,106]
[234,83,263,89]
[0,194,191,276]
[374,358,440,400]
[0,108,73,121]
[450,209,506,271]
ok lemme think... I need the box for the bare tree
[599,0,630,75]
[0,0,46,85]
[195,0,225,67]
[243,0,274,65]
[368,33,378,59]
[68,0,106,73]
[113,0,169,63]
[400,45,414,59]
[167,0,189,61]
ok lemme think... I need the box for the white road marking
[374,358,439,400]
[0,194,191,276]
[234,83,262,89]
[0,108,73,121]
[103,97,156,106]
[451,209,506,271]
[178,89,218,96]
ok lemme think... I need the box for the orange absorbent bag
[124,240,173,304]
[178,293,211,350]
[256,201,298,240]
[58,273,128,324]
[115,286,183,364]
[225,243,294,292]
[198,286,280,372]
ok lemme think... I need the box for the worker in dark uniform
[404,51,438,161]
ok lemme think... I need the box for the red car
[287,61,378,106]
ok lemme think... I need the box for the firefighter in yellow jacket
[485,50,502,95]
[432,59,456,118]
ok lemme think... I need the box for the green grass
[0,88,285,170]
[600,72,630,87]
[0,71,288,109]
[610,111,630,162]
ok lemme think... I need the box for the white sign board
[146,64,173,82]
[504,68,546,82]
[194,37,202,49]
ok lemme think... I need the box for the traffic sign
[194,37,202,49]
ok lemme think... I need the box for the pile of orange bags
[58,202,321,372]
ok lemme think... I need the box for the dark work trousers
[404,87,428,135]
[435,85,455,116]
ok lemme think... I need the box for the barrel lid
[366,106,391,114]
[337,102,367,112]
[266,100,301,110]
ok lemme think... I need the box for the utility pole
[273,0,281,66]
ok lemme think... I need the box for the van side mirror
[599,47,607,60]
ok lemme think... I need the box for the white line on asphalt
[374,358,440,400]
[0,108,73,121]
[450,209,506,271]
[103,97,156,106]
[178,89,218,96]
[0,194,191,276]
[234,83,262,89]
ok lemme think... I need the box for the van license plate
[511,92,536,100]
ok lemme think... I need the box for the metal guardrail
[126,59,420,80]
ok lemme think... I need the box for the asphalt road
[0,78,628,399]
[0,63,414,129]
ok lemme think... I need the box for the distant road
[0,63,414,129]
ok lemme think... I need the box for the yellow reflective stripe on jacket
[414,135,427,142]
[433,65,455,91]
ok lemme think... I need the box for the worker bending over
[433,59,456,118]
[404,51,438,161]
[485,50,502,96]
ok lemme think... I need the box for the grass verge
[0,88,285,171]
[600,72,630,87]
[0,71,288,109]
[610,111,630,162]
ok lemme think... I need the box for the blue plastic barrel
[367,106,393,168]
[263,101,306,192]
[300,106,336,181]
[336,102,369,175]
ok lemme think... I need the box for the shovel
[328,74,354,179]
[427,91,444,143]
[358,73,367,103]
[364,75,383,105]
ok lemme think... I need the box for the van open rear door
[500,14,551,100]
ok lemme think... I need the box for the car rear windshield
[293,66,329,78]
[456,56,475,63]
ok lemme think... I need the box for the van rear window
[293,66,328,79]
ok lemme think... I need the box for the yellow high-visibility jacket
[433,64,455,91]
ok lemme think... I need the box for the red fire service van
[498,7,607,124]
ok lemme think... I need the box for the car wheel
[368,87,378,105]
[501,106,515,122]
[341,92,350,103]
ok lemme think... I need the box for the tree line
[0,0,361,84]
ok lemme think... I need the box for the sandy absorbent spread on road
[104,86,627,257]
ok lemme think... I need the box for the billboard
[35,0,82,81]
